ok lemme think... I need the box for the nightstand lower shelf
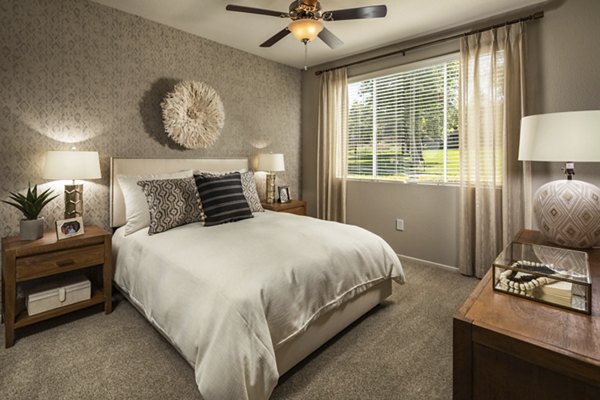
[15,291,105,329]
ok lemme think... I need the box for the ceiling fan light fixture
[288,19,323,42]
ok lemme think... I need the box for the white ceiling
[92,0,545,69]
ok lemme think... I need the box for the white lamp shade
[518,110,600,162]
[257,153,285,172]
[43,151,102,180]
[288,19,324,42]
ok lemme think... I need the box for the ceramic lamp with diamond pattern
[519,111,600,248]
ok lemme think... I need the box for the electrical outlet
[396,218,404,231]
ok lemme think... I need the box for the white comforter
[113,211,405,400]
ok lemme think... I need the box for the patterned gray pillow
[240,171,264,212]
[137,177,202,235]
[195,171,264,213]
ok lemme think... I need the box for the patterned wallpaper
[0,0,302,237]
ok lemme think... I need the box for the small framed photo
[278,186,291,203]
[56,217,85,240]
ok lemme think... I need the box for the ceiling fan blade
[226,5,287,18]
[324,5,387,21]
[260,28,291,47]
[318,27,344,49]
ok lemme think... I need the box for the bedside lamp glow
[518,110,600,248]
[43,151,101,219]
[257,153,285,204]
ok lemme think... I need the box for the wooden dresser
[454,229,600,399]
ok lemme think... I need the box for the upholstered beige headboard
[110,157,249,228]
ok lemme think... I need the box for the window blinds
[348,57,460,183]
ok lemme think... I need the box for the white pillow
[118,170,193,235]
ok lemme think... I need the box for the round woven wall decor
[161,81,225,149]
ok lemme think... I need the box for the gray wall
[527,0,600,199]
[301,0,600,267]
[0,0,301,236]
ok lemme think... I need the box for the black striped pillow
[194,172,253,226]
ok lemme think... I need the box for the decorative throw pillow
[137,177,202,235]
[240,171,264,212]
[194,172,253,226]
[118,170,194,235]
[194,170,264,213]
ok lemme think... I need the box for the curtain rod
[314,11,544,76]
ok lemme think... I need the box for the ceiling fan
[225,1,387,49]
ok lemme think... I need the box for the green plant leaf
[26,183,34,203]
[9,192,27,202]
[3,182,59,220]
[1,200,27,215]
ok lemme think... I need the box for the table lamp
[518,110,600,248]
[43,150,101,218]
[257,153,285,204]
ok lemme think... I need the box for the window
[347,55,460,184]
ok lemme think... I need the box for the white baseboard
[397,254,459,272]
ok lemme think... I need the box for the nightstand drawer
[16,244,105,281]
[283,206,305,215]
[262,199,307,215]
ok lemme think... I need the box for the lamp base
[533,179,600,248]
[64,184,84,219]
[266,173,276,204]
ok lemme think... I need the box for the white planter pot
[20,218,44,240]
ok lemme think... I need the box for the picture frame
[55,217,85,240]
[278,186,291,203]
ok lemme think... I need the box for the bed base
[275,278,391,375]
[114,279,392,377]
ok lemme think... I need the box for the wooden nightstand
[262,199,306,216]
[1,225,112,348]
[453,229,600,398]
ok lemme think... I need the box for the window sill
[345,177,460,188]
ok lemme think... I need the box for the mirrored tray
[492,242,591,314]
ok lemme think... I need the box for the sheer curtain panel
[317,68,348,223]
[458,22,530,277]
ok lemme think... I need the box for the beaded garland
[513,260,557,275]
[498,260,556,294]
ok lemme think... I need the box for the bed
[110,157,405,400]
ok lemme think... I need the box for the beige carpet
[0,261,478,400]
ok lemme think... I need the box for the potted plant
[2,182,58,240]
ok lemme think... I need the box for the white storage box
[26,275,91,316]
